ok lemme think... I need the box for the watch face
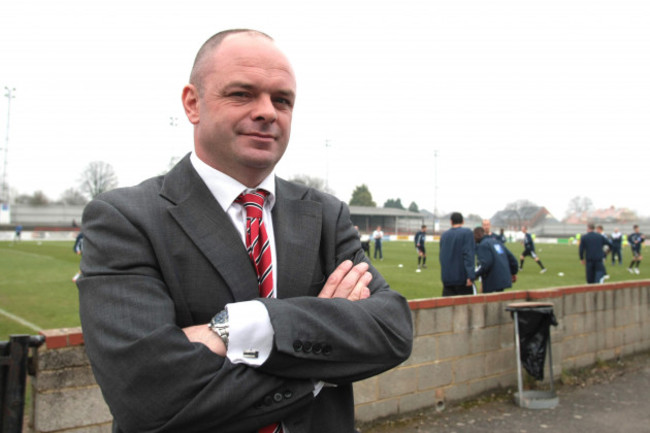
[215,310,228,324]
[211,310,228,328]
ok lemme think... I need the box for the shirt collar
[190,152,276,211]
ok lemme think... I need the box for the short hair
[189,29,273,95]
[474,227,485,237]
[633,224,639,229]
[588,223,595,230]
[421,225,427,229]
[450,212,463,225]
[596,225,604,230]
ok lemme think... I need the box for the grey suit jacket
[78,155,413,433]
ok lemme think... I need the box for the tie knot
[236,189,268,219]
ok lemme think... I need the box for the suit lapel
[273,180,322,299]
[161,157,260,302]
[160,158,323,302]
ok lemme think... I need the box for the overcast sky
[2,0,649,220]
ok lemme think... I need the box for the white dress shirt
[190,152,275,366]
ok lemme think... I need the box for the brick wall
[30,329,112,432]
[29,281,650,432]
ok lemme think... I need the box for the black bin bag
[512,306,558,380]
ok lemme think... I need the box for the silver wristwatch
[208,309,229,349]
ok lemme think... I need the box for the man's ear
[182,84,200,125]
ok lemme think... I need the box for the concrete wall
[7,204,85,227]
[355,280,649,422]
[28,281,650,432]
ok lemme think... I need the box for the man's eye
[274,97,293,107]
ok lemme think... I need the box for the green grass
[1,240,646,340]
[1,241,82,340]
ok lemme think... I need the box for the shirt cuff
[226,300,274,367]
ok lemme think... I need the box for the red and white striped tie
[235,190,282,433]
[236,190,274,298]
[258,424,283,433]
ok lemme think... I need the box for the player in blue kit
[414,225,427,271]
[439,212,476,296]
[628,225,645,274]
[580,224,612,284]
[519,226,547,273]
[474,227,518,293]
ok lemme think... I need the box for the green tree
[408,201,419,212]
[503,199,537,229]
[384,198,404,209]
[349,184,376,207]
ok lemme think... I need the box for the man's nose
[251,95,277,122]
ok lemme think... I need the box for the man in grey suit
[77,29,413,433]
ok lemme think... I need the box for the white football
[558,272,564,276]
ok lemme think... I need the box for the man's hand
[183,324,227,356]
[581,259,586,265]
[511,274,517,283]
[318,260,372,301]
[465,278,472,287]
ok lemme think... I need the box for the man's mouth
[243,132,276,143]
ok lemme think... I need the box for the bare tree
[503,199,538,229]
[15,190,50,206]
[160,156,182,175]
[59,188,89,205]
[289,174,335,195]
[566,196,594,218]
[80,161,118,199]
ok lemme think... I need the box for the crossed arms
[78,184,413,433]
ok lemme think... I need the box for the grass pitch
[368,240,641,299]
[1,241,82,340]
[0,240,645,340]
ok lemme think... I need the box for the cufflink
[243,350,259,359]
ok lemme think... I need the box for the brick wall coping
[39,280,650,349]
[407,279,650,310]
[39,327,84,350]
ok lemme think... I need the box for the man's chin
[241,149,286,169]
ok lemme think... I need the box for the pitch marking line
[0,307,43,332]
